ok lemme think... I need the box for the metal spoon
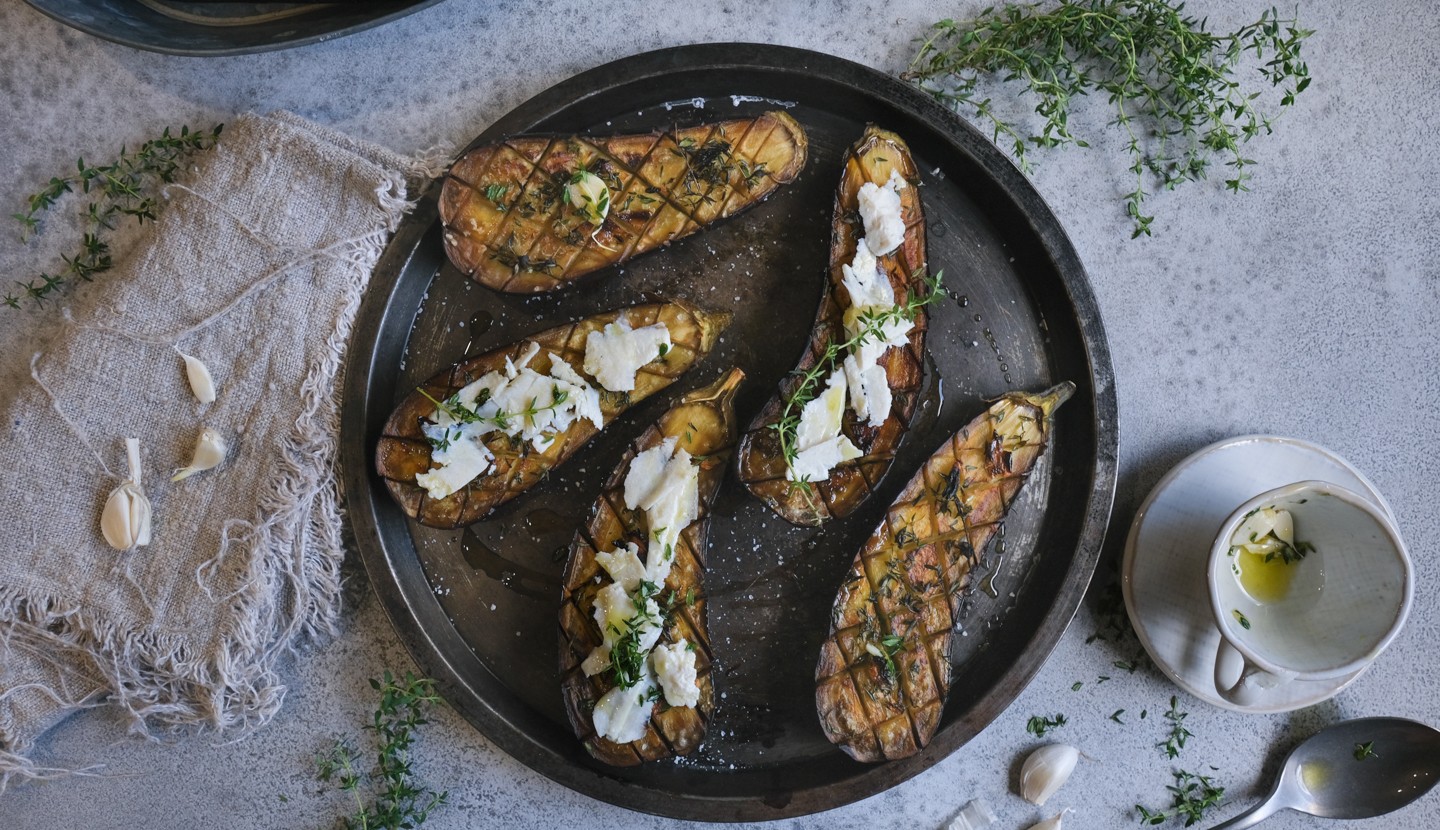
[1207,717,1440,828]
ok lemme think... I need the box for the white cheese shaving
[787,369,862,482]
[583,318,672,392]
[652,640,700,708]
[856,170,907,256]
[594,542,645,593]
[840,239,895,324]
[833,177,915,429]
[623,437,700,585]
[590,661,658,744]
[842,353,894,428]
[414,422,494,499]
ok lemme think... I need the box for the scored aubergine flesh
[736,125,930,527]
[814,383,1073,763]
[440,111,808,293]
[375,301,730,529]
[558,367,744,766]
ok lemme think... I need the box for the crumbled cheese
[856,170,907,256]
[787,369,862,482]
[652,640,700,707]
[591,662,658,743]
[583,318,672,392]
[415,342,603,500]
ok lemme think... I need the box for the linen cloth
[0,112,433,782]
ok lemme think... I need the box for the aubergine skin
[375,301,730,529]
[737,125,930,527]
[558,368,744,766]
[814,383,1073,763]
[440,111,808,294]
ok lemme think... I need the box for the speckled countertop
[2,1,1437,828]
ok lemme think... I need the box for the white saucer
[1122,435,1396,713]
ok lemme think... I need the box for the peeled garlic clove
[172,428,228,481]
[102,438,152,551]
[1020,743,1080,805]
[1025,808,1072,830]
[181,352,217,403]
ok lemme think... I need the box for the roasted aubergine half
[558,367,744,766]
[815,383,1073,762]
[440,111,808,293]
[375,301,730,529]
[737,125,932,527]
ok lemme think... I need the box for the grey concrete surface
[1,1,1437,828]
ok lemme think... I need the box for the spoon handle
[1204,799,1286,830]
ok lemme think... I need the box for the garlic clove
[102,438,152,551]
[1024,808,1072,830]
[1020,743,1080,805]
[181,352,217,403]
[172,428,228,481]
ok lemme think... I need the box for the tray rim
[339,42,1119,821]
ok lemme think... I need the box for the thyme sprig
[904,1,1313,236]
[1136,768,1225,826]
[1159,694,1192,758]
[9,124,223,309]
[607,580,662,688]
[317,671,449,830]
[772,271,945,481]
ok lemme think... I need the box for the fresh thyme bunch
[317,671,449,830]
[904,1,1313,236]
[7,123,223,309]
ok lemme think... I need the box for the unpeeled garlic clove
[181,352,217,403]
[172,428,228,481]
[1020,743,1080,805]
[102,438,152,551]
[1024,808,1072,830]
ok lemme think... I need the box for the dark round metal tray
[23,1,441,56]
[340,43,1118,821]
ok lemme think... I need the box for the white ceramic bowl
[1208,480,1412,682]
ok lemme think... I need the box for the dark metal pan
[340,42,1117,821]
[23,1,440,56]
